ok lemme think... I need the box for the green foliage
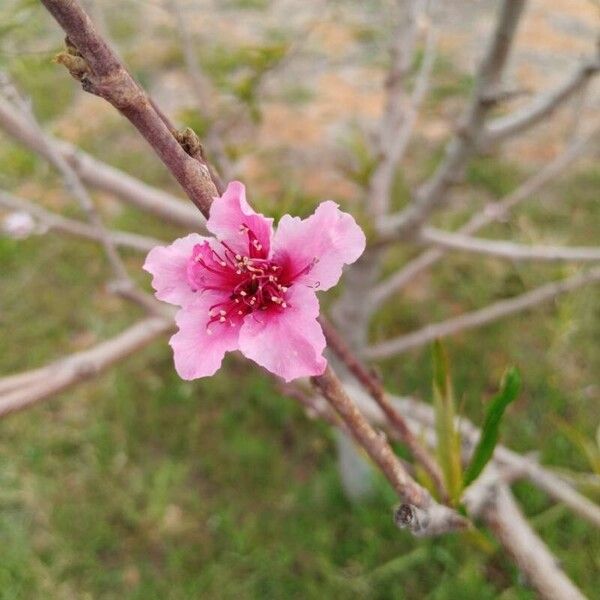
[339,125,378,188]
[200,41,289,120]
[466,157,523,198]
[432,341,463,505]
[9,56,74,122]
[462,368,521,489]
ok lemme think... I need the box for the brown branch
[382,393,600,529]
[311,366,467,536]
[371,130,597,307]
[482,483,586,600]
[420,227,600,262]
[0,189,160,252]
[319,316,447,500]
[380,0,527,237]
[1,73,132,284]
[484,53,600,144]
[366,266,600,358]
[41,0,218,216]
[0,96,204,229]
[0,317,173,418]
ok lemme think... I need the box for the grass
[1,165,599,599]
[1,5,600,598]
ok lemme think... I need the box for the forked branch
[366,267,600,358]
[40,0,218,215]
[380,0,527,237]
[371,130,598,307]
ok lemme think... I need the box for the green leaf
[462,367,521,489]
[432,340,462,504]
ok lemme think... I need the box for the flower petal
[207,181,273,257]
[272,201,366,291]
[169,293,241,380]
[238,285,326,382]
[143,233,208,305]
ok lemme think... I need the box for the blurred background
[0,0,599,598]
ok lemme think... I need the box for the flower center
[189,225,293,333]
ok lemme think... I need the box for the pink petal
[169,293,241,380]
[207,181,273,257]
[272,201,366,291]
[238,285,327,382]
[143,234,208,305]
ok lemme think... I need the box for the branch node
[176,127,205,160]
[54,50,91,81]
[394,503,430,533]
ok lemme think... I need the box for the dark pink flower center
[187,224,316,334]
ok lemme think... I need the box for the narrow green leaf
[432,340,462,504]
[462,367,521,489]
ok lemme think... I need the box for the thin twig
[311,366,468,536]
[366,266,600,358]
[0,96,204,230]
[0,189,160,252]
[168,0,234,182]
[484,53,600,145]
[370,1,438,221]
[0,317,173,418]
[420,227,600,262]
[40,0,218,215]
[380,0,527,237]
[371,129,598,307]
[0,74,132,284]
[319,316,447,500]
[370,0,425,218]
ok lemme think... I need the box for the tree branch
[420,227,600,262]
[311,366,468,536]
[319,316,447,500]
[481,483,586,600]
[371,130,597,307]
[0,190,160,252]
[40,0,218,216]
[484,53,600,144]
[369,0,427,218]
[169,0,235,182]
[1,74,132,284]
[396,393,600,530]
[366,267,600,358]
[379,0,527,237]
[0,96,204,229]
[0,317,173,418]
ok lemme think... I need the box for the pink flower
[143,181,365,382]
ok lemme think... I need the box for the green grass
[1,163,599,598]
